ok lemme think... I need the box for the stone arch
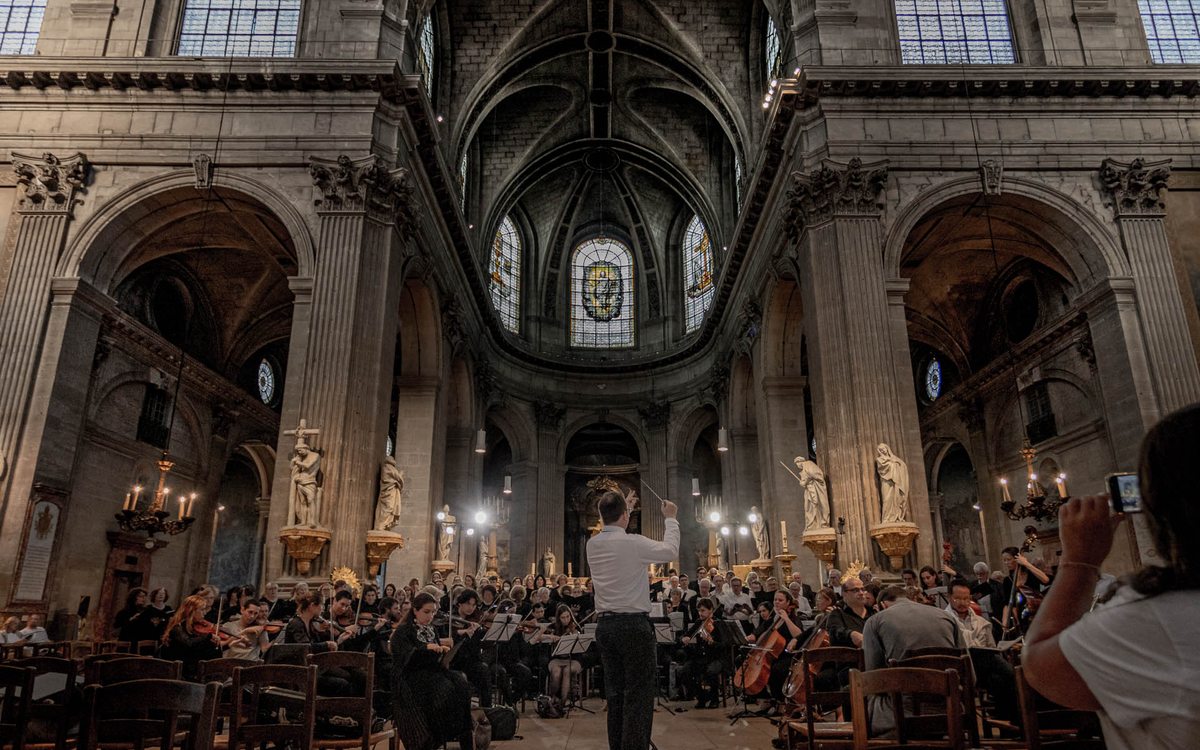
[61,170,316,289]
[398,278,443,379]
[670,402,720,459]
[761,275,804,378]
[485,403,534,464]
[557,413,648,466]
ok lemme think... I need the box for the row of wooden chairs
[0,640,162,665]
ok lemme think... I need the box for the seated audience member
[787,582,814,616]
[826,568,843,596]
[2,617,22,644]
[18,614,49,644]
[857,569,874,586]
[947,579,1016,720]
[1024,404,1200,750]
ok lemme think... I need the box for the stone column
[787,158,929,570]
[532,402,566,571]
[253,496,271,589]
[387,379,440,580]
[267,155,418,578]
[638,403,669,542]
[507,459,535,576]
[1099,158,1200,414]
[758,377,809,573]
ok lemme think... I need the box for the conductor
[587,488,679,750]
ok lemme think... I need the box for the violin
[262,620,286,635]
[194,620,243,647]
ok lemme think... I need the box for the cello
[734,612,788,695]
[782,626,830,701]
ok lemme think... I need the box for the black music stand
[718,620,759,724]
[552,632,596,715]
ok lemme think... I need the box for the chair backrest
[197,659,260,721]
[1014,666,1105,750]
[849,667,964,750]
[95,641,130,654]
[134,641,158,656]
[890,654,979,748]
[230,664,317,750]
[82,653,140,683]
[68,641,96,661]
[903,646,966,659]
[802,646,864,707]
[93,656,181,686]
[0,645,25,663]
[80,679,219,750]
[0,665,35,750]
[15,657,78,750]
[307,652,375,750]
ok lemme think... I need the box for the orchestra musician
[545,604,584,712]
[677,597,728,708]
[221,600,270,660]
[390,592,475,750]
[748,591,805,708]
[449,588,495,708]
[160,594,221,681]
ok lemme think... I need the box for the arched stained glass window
[490,217,521,333]
[683,216,715,334]
[1137,0,1200,63]
[0,0,45,54]
[459,150,468,213]
[894,0,1015,64]
[571,238,635,348]
[765,14,782,84]
[177,0,300,56]
[416,13,435,98]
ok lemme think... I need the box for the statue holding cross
[285,419,322,527]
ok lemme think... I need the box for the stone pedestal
[774,553,796,578]
[280,525,331,575]
[751,558,774,581]
[801,528,837,570]
[431,559,456,578]
[869,522,919,570]
[365,530,404,576]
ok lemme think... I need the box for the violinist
[327,591,375,652]
[544,604,583,713]
[448,589,495,708]
[282,592,337,654]
[161,594,221,681]
[390,592,474,750]
[677,597,728,708]
[221,600,270,659]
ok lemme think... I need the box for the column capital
[1099,157,1170,217]
[12,152,90,215]
[784,157,887,240]
[309,154,421,235]
[532,401,566,431]
[637,400,671,432]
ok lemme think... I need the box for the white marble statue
[435,505,455,562]
[715,533,729,571]
[750,505,770,560]
[477,535,490,580]
[876,443,910,523]
[794,457,831,530]
[373,457,404,531]
[541,547,556,577]
[288,435,321,527]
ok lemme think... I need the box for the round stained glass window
[925,359,942,402]
[257,359,275,405]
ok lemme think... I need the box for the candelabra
[999,438,1067,522]
[115,454,198,537]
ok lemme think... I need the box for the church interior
[1,0,1198,748]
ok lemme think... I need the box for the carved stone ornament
[533,401,567,431]
[309,154,421,234]
[441,295,467,356]
[980,159,1002,196]
[1099,157,1171,217]
[474,359,500,404]
[193,153,213,189]
[783,157,888,240]
[638,400,671,431]
[708,362,730,405]
[734,297,763,357]
[12,152,91,213]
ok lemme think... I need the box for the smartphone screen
[1107,472,1142,514]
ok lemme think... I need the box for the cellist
[677,597,728,708]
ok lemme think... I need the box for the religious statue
[541,547,556,577]
[876,443,910,523]
[794,457,831,529]
[749,505,770,560]
[287,424,321,527]
[694,543,708,570]
[373,457,403,532]
[435,505,455,562]
[477,535,490,580]
[715,532,729,571]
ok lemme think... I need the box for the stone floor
[495,700,780,750]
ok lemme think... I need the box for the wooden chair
[80,655,141,685]
[889,654,980,748]
[91,657,180,686]
[0,645,26,663]
[133,642,158,657]
[0,665,35,750]
[67,642,95,662]
[901,646,965,660]
[784,646,864,750]
[13,657,77,750]
[94,643,129,655]
[307,652,395,750]
[848,667,964,750]
[79,679,218,750]
[229,664,317,750]
[1015,666,1105,750]
[196,659,258,746]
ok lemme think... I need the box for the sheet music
[649,602,666,619]
[667,611,684,632]
[552,632,595,657]
[653,622,674,644]
[522,622,550,643]
[484,613,522,641]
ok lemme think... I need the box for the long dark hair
[551,604,576,636]
[405,592,438,624]
[1131,403,1200,596]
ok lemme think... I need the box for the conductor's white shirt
[587,519,680,614]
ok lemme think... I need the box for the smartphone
[1106,472,1142,514]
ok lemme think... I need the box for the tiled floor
[496,699,780,750]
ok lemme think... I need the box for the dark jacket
[281,616,334,653]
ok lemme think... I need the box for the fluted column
[1099,158,1200,413]
[387,380,439,580]
[532,402,565,572]
[759,377,808,573]
[638,403,669,543]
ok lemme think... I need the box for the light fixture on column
[466,527,475,536]
[475,429,487,453]
[717,427,729,452]
[738,525,749,536]
[709,510,721,523]
[720,526,731,536]
[475,510,488,524]
[691,478,701,496]
[446,525,455,535]
[503,475,513,494]
[437,509,446,521]
[747,510,758,523]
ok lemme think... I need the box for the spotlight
[709,511,721,523]
[437,511,446,521]
[748,512,758,523]
[475,511,487,524]
[217,504,226,511]
[447,526,455,535]
[475,429,487,453]
[738,526,749,536]
[718,427,729,452]
[466,528,475,536]
[436,114,443,122]
[720,526,730,536]
[762,101,770,109]
[503,475,513,494]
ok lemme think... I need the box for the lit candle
[123,492,132,511]
[177,497,185,521]
[1000,477,1012,504]
[132,486,142,510]
[1056,473,1068,498]
[186,493,197,517]
[531,562,536,576]
[567,562,573,577]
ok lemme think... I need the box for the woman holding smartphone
[1023,403,1200,750]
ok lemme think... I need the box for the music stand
[651,621,679,714]
[483,613,522,642]
[717,620,758,724]
[552,632,596,715]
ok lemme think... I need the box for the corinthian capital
[310,154,422,234]
[12,152,90,214]
[1099,157,1171,217]
[783,157,887,240]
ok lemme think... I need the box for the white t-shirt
[1059,586,1200,750]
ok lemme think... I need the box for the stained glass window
[683,216,715,334]
[734,155,743,206]
[490,216,521,333]
[925,359,942,401]
[765,14,782,83]
[571,238,635,348]
[1137,0,1200,63]
[177,0,300,57]
[0,0,45,54]
[459,150,467,213]
[417,13,435,98]
[257,359,276,404]
[894,0,1015,64]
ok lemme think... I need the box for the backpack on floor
[536,694,562,719]
[484,705,519,740]
[471,708,492,750]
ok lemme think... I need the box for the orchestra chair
[90,657,181,686]
[0,665,35,750]
[133,642,158,657]
[1014,666,1105,750]
[848,667,964,750]
[13,657,78,750]
[228,664,317,750]
[79,679,218,750]
[95,643,130,655]
[306,652,396,750]
[785,646,863,750]
[901,647,965,660]
[197,659,259,731]
[80,655,141,685]
[889,654,980,748]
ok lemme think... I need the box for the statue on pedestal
[541,547,556,578]
[373,457,404,531]
[715,533,729,571]
[875,443,910,523]
[435,505,455,562]
[477,536,490,580]
[750,505,770,560]
[794,457,831,530]
[286,420,322,528]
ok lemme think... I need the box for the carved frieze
[708,362,730,405]
[12,152,90,214]
[533,401,567,431]
[309,154,421,235]
[783,157,887,240]
[1099,157,1171,217]
[980,159,1002,196]
[734,297,763,357]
